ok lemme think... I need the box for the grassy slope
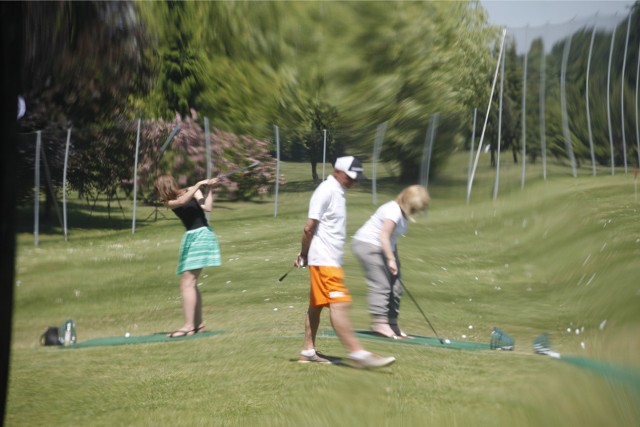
[6,154,640,426]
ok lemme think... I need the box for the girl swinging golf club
[155,174,221,337]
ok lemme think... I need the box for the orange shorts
[308,266,352,307]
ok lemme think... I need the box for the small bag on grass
[490,327,514,350]
[40,326,62,346]
[40,319,77,346]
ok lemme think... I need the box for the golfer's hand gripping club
[294,253,306,268]
[278,254,306,282]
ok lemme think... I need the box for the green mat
[65,330,223,349]
[559,355,640,393]
[319,330,491,351]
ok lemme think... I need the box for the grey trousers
[351,239,404,323]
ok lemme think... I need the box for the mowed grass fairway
[7,155,640,426]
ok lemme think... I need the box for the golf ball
[125,332,130,338]
[444,339,451,344]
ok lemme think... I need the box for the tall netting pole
[636,42,640,168]
[62,127,71,241]
[468,28,507,204]
[372,122,386,206]
[322,129,327,180]
[607,23,618,175]
[131,118,141,234]
[560,33,577,177]
[521,26,528,189]
[494,48,505,201]
[540,26,547,180]
[468,108,477,189]
[204,117,212,222]
[419,113,439,189]
[586,18,598,176]
[34,131,41,246]
[205,117,212,179]
[621,13,632,174]
[273,125,280,218]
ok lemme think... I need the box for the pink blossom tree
[138,111,281,201]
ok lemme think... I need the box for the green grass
[7,155,640,426]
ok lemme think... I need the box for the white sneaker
[298,351,333,364]
[350,353,396,369]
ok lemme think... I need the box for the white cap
[334,156,365,180]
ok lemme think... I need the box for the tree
[330,1,495,182]
[140,1,205,119]
[138,112,279,201]
[18,1,154,217]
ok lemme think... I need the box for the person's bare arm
[380,219,398,276]
[164,179,209,209]
[296,218,319,267]
[199,178,219,213]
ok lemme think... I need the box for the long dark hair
[154,174,182,203]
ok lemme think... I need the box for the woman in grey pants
[352,185,429,339]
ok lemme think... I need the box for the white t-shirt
[307,175,346,267]
[353,200,407,250]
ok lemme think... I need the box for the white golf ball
[444,339,451,344]
[125,332,130,338]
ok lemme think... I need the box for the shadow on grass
[16,196,276,236]
[16,200,133,234]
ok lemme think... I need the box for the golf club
[217,161,260,179]
[398,278,445,344]
[278,265,295,282]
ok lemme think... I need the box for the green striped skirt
[176,226,221,275]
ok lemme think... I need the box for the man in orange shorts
[294,156,395,369]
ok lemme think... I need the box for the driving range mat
[319,330,491,350]
[65,330,223,349]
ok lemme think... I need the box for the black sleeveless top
[172,198,208,231]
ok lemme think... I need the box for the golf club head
[278,272,289,282]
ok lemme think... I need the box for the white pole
[425,113,439,189]
[621,13,631,174]
[372,122,386,206]
[540,25,547,180]
[63,128,71,241]
[322,129,327,180]
[560,34,577,177]
[468,108,477,189]
[205,117,212,179]
[636,41,640,170]
[274,125,280,218]
[204,117,212,222]
[494,48,505,201]
[132,118,141,234]
[607,23,617,175]
[419,126,430,187]
[468,28,507,204]
[34,131,41,246]
[586,19,597,176]
[521,26,528,189]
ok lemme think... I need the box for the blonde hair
[396,185,430,220]
[154,174,182,203]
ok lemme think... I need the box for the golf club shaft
[218,161,260,179]
[399,278,443,343]
[278,265,295,282]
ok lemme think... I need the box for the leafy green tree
[141,1,205,119]
[18,1,153,217]
[329,1,496,182]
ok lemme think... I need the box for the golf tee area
[7,157,640,426]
